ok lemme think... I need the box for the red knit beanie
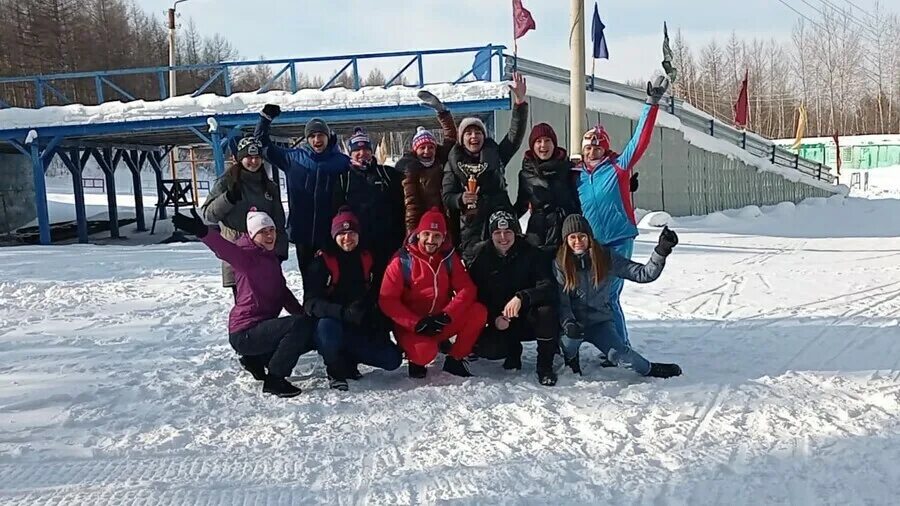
[415,207,447,236]
[331,206,360,238]
[529,122,558,151]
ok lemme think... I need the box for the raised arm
[254,105,294,171]
[617,77,669,171]
[498,72,530,165]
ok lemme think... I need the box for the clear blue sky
[137,0,888,83]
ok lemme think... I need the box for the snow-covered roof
[0,82,511,131]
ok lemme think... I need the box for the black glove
[172,208,208,238]
[328,131,338,149]
[416,90,447,112]
[655,226,679,257]
[342,300,367,326]
[630,172,639,192]
[261,104,281,121]
[646,75,670,105]
[432,313,451,329]
[563,321,584,340]
[415,316,442,337]
[225,184,242,204]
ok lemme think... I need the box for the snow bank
[774,133,900,147]
[638,210,672,228]
[0,81,511,130]
[848,166,900,199]
[526,77,842,195]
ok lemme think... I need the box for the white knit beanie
[246,207,275,238]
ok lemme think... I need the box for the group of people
[172,72,684,398]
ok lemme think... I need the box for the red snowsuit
[379,241,487,366]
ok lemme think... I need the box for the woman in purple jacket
[173,208,314,398]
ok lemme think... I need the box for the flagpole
[590,58,596,92]
[512,0,518,71]
[570,0,586,159]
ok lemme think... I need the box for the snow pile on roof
[0,81,511,130]
[526,77,842,194]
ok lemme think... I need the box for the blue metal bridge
[0,45,510,245]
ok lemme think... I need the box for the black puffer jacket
[514,147,581,255]
[333,160,406,269]
[466,235,556,319]
[442,102,529,260]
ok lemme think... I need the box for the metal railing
[0,45,506,109]
[508,57,835,183]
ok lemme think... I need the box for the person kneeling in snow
[555,214,682,379]
[379,207,488,379]
[172,208,314,398]
[467,211,560,386]
[303,207,403,392]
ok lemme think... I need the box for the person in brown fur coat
[395,91,458,237]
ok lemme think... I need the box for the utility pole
[167,0,189,181]
[569,0,586,159]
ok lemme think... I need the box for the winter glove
[342,300,367,326]
[655,226,679,257]
[563,321,584,340]
[646,76,670,105]
[416,90,447,112]
[261,104,281,121]
[172,208,208,238]
[630,172,639,192]
[225,184,242,204]
[415,316,442,337]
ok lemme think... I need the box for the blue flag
[472,47,493,81]
[592,3,609,60]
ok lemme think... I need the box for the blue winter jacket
[254,117,350,248]
[575,103,659,245]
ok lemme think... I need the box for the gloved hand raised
[172,208,208,238]
[655,226,679,256]
[261,104,281,121]
[416,90,447,112]
[646,76,670,105]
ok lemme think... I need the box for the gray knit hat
[561,214,593,239]
[458,117,487,143]
[304,118,329,139]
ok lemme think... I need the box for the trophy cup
[459,162,487,212]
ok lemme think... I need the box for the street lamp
[569,0,585,159]
[168,0,191,99]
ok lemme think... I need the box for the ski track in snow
[2,195,900,504]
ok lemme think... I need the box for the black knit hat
[561,214,593,239]
[304,118,329,139]
[488,210,520,234]
[235,136,261,160]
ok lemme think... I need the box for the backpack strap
[319,251,339,292]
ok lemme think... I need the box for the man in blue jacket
[255,104,350,273]
[573,76,669,345]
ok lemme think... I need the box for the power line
[814,0,880,40]
[840,0,880,21]
[781,0,880,71]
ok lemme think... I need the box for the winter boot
[536,339,558,386]
[438,340,453,355]
[262,375,302,398]
[408,363,427,379]
[565,352,582,376]
[347,364,363,381]
[647,363,682,379]
[328,376,349,391]
[239,355,267,381]
[443,356,473,377]
[502,341,523,371]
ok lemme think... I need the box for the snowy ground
[2,185,900,504]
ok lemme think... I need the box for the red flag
[734,69,749,128]
[513,0,536,39]
[833,132,841,175]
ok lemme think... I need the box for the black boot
[262,375,302,398]
[347,364,363,381]
[599,357,617,368]
[536,339,558,386]
[327,366,349,391]
[239,355,267,381]
[502,341,523,370]
[408,363,427,379]
[647,363,682,379]
[443,356,473,377]
[565,352,582,376]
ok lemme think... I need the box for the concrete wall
[0,153,35,234]
[494,97,834,216]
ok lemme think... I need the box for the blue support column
[211,130,226,177]
[57,149,89,243]
[29,142,51,245]
[91,148,121,239]
[121,150,147,232]
[148,152,167,220]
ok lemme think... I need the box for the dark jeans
[229,314,315,378]
[314,318,403,379]
[476,305,558,360]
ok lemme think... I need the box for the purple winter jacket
[200,229,303,333]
